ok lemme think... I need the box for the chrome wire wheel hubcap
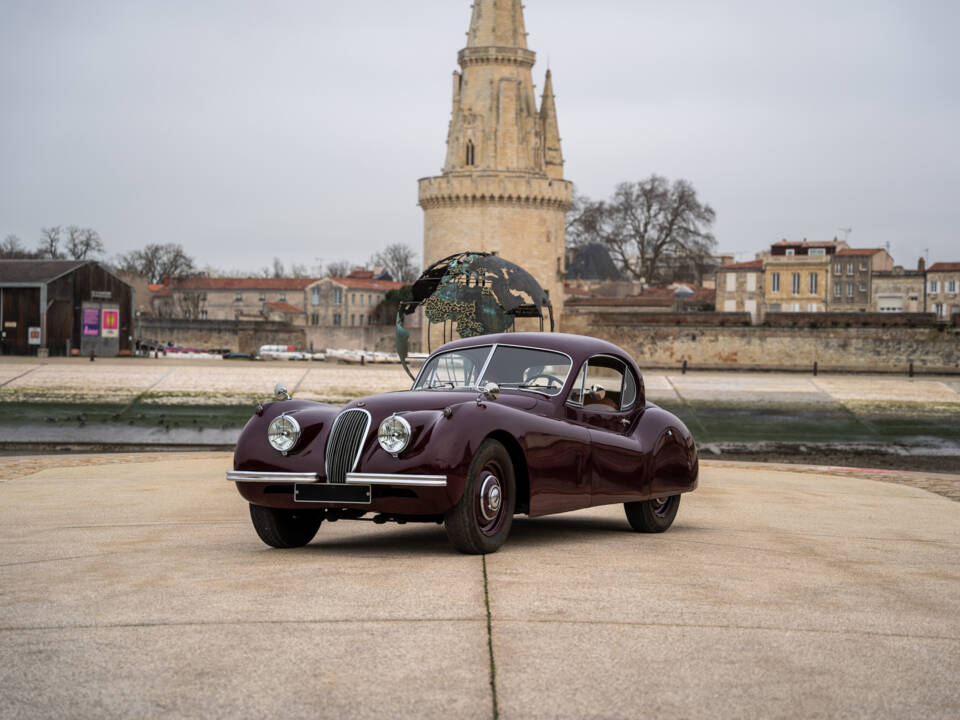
[651,497,669,518]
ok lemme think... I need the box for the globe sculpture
[396,252,555,380]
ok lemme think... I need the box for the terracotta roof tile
[264,301,304,314]
[928,262,960,272]
[331,277,406,291]
[720,259,764,270]
[567,296,673,308]
[836,248,885,256]
[164,277,321,291]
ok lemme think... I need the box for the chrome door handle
[620,418,630,428]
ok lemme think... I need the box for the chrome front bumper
[226,470,447,487]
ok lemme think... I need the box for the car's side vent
[325,409,371,483]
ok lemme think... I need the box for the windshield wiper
[426,381,455,389]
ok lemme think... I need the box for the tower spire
[420,1,573,342]
[540,69,564,180]
[467,0,528,49]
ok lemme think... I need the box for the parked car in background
[228,333,699,554]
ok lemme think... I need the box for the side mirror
[274,382,290,401]
[476,382,500,405]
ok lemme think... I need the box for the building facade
[715,259,764,322]
[152,278,319,321]
[0,260,134,357]
[302,271,405,329]
[828,248,894,311]
[419,0,573,340]
[148,270,420,352]
[762,240,842,313]
[872,262,926,313]
[926,262,960,319]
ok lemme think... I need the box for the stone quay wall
[139,319,412,356]
[563,311,960,373]
[141,319,306,356]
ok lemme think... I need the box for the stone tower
[419,0,573,333]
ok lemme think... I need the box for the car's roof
[434,332,632,362]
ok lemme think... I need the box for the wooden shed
[0,260,135,357]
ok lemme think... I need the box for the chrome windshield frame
[413,342,574,398]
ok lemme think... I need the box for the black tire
[624,495,680,533]
[444,439,516,554]
[249,504,323,548]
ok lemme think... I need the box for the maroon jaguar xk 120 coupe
[228,333,698,554]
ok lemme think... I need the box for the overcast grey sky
[1,0,957,273]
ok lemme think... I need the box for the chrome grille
[325,409,371,483]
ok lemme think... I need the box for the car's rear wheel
[444,439,516,554]
[249,504,323,548]
[624,495,680,533]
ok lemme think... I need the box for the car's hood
[348,389,539,414]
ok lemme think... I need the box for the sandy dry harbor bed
[0,359,414,405]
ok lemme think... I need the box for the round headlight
[378,415,411,455]
[268,414,301,453]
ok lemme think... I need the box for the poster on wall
[82,308,100,337]
[28,327,41,345]
[101,308,119,338]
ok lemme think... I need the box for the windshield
[415,345,572,396]
[415,346,491,390]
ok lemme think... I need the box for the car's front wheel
[444,439,516,554]
[624,495,680,533]
[249,504,323,548]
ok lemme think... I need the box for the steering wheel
[525,373,564,390]
[587,383,606,400]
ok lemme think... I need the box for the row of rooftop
[714,239,959,322]
[1,241,958,358]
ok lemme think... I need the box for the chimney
[918,257,926,273]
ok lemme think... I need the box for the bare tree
[290,263,310,278]
[117,243,196,284]
[1,234,39,259]
[271,258,286,278]
[565,191,608,248]
[324,260,354,278]
[64,226,82,259]
[370,243,419,283]
[568,176,716,286]
[38,226,64,258]
[81,228,104,259]
[175,291,203,320]
[65,227,104,260]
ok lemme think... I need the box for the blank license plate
[294,483,371,504]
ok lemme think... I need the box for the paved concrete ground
[1,454,958,719]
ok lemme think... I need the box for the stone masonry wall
[141,319,421,356]
[563,311,960,372]
[141,319,305,355]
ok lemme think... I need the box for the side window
[621,368,638,410]
[567,364,587,406]
[583,358,625,412]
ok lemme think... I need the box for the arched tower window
[465,140,475,167]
